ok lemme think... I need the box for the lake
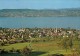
[0,17,80,29]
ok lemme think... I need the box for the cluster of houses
[0,28,80,43]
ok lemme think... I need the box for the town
[0,27,80,45]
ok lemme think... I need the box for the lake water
[0,17,80,29]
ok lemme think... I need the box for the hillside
[0,8,80,17]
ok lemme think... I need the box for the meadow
[0,40,79,56]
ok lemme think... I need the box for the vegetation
[0,40,80,56]
[0,8,80,17]
[21,46,31,56]
[0,27,80,56]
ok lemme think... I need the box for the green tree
[61,37,68,52]
[67,38,73,49]
[21,46,31,56]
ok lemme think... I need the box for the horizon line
[0,7,80,10]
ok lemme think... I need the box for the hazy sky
[0,0,80,9]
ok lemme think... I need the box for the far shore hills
[0,8,80,17]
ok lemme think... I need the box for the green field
[0,40,77,56]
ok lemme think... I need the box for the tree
[67,38,73,49]
[21,46,31,56]
[0,42,5,46]
[61,37,68,52]
[9,48,15,53]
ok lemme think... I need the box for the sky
[0,0,80,9]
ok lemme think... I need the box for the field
[0,40,78,56]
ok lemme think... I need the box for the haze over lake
[0,17,80,29]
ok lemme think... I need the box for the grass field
[0,40,76,56]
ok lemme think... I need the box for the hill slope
[0,8,80,17]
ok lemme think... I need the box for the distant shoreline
[0,8,80,17]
